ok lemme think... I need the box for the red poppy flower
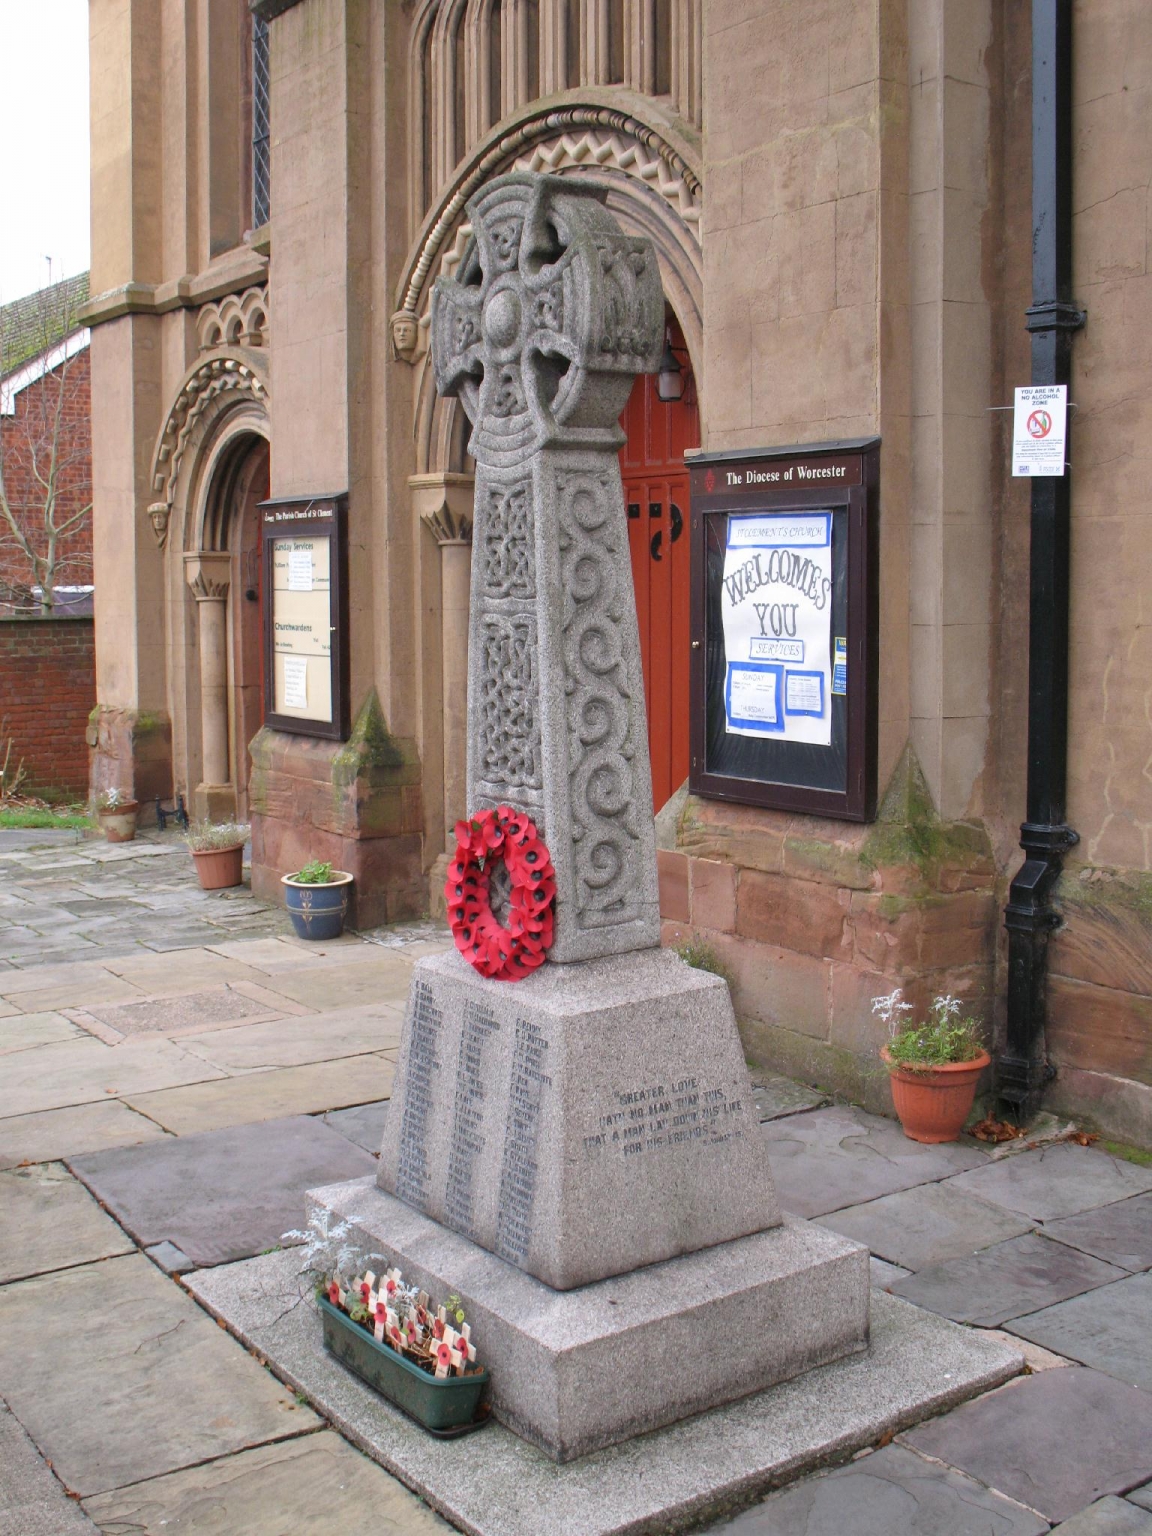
[436,1342,453,1368]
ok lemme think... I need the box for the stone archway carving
[390,100,702,371]
[146,350,270,549]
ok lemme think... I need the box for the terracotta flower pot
[190,843,245,890]
[882,1046,991,1144]
[98,801,139,843]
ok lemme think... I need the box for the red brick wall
[0,617,95,797]
[0,347,92,605]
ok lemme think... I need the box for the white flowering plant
[873,989,984,1071]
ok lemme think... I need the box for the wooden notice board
[259,493,350,740]
[687,439,879,821]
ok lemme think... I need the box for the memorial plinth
[309,172,869,1463]
[377,947,781,1290]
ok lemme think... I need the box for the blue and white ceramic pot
[281,870,353,940]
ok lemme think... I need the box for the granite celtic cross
[431,172,665,961]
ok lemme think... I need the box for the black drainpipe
[996,0,1086,1122]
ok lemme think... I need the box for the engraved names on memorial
[443,999,500,1236]
[495,1018,551,1265]
[394,982,442,1210]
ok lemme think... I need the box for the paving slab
[1050,1497,1152,1534]
[73,984,277,1039]
[890,1232,1127,1326]
[0,975,147,1014]
[1008,1272,1152,1392]
[0,1253,319,1498]
[0,1401,101,1536]
[324,1098,389,1153]
[69,1116,378,1267]
[902,1368,1152,1523]
[81,1429,453,1535]
[0,1101,169,1170]
[186,1248,1022,1536]
[98,949,271,992]
[0,1162,135,1283]
[703,1443,1048,1534]
[869,1256,911,1289]
[0,1035,225,1118]
[749,1074,829,1121]
[1130,1484,1152,1513]
[257,959,415,1012]
[123,1053,396,1134]
[948,1143,1152,1222]
[818,1181,1034,1270]
[1043,1193,1152,1273]
[976,1329,1073,1372]
[178,1003,405,1072]
[760,1105,987,1218]
[145,1241,195,1275]
[0,1012,85,1053]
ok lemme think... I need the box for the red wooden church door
[620,315,699,813]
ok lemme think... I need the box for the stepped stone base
[308,1176,869,1462]
[377,948,781,1290]
[188,1247,1023,1536]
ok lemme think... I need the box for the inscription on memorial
[394,982,443,1210]
[443,999,500,1236]
[581,1077,747,1159]
[495,1017,552,1264]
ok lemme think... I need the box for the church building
[83,0,1152,1145]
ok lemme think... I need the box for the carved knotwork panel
[478,613,542,790]
[480,482,534,600]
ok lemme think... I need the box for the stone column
[419,499,473,843]
[184,552,235,820]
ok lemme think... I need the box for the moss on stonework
[860,745,991,886]
[132,712,165,737]
[331,690,409,790]
[1057,866,1152,924]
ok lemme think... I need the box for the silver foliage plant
[282,1205,385,1297]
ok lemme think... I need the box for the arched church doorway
[620,310,699,812]
[229,439,269,819]
[189,432,269,822]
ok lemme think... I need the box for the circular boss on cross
[445,806,556,981]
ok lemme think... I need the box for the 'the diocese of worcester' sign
[687,439,880,823]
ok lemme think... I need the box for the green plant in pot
[875,990,990,1144]
[185,819,249,890]
[95,787,139,843]
[281,858,354,940]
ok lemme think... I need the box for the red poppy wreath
[444,806,556,981]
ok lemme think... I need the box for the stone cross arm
[431,173,664,468]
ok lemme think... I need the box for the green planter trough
[319,1297,489,1433]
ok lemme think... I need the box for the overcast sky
[0,0,91,305]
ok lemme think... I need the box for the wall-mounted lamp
[656,334,685,403]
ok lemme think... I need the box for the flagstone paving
[0,1162,135,1283]
[711,1443,1048,1534]
[1008,1272,1152,1393]
[2,826,1152,1534]
[69,1116,378,1267]
[80,1432,453,1534]
[889,1231,1127,1327]
[0,1400,101,1536]
[817,1180,1034,1271]
[901,1369,1152,1523]
[0,1254,319,1498]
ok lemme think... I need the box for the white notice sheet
[282,655,309,709]
[287,548,314,591]
[721,511,833,746]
